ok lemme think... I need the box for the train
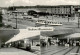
[5,39,31,51]
[5,35,40,51]
[36,20,62,26]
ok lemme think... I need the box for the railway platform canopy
[5,29,40,44]
[0,29,40,55]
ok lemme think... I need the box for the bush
[27,10,37,15]
[8,7,16,11]
[5,25,12,28]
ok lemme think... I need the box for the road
[2,14,80,29]
[3,20,31,29]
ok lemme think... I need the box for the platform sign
[27,27,55,31]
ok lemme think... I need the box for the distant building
[7,5,80,17]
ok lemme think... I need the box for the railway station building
[14,5,80,17]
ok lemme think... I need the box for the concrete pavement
[0,48,37,55]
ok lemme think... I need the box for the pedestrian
[48,38,51,46]
[45,37,48,47]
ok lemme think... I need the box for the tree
[0,13,2,23]
[8,7,16,11]
[37,12,49,16]
[0,13,3,27]
[27,10,37,15]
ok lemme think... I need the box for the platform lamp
[44,12,46,27]
[78,10,80,28]
[12,4,18,29]
[15,13,17,29]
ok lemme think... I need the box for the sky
[0,0,80,7]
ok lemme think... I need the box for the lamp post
[78,10,80,28]
[15,13,17,29]
[13,12,17,29]
[78,16,79,28]
[45,15,48,27]
[68,17,69,22]
[12,4,17,29]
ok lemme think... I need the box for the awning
[41,28,74,37]
[5,29,40,44]
[67,33,80,38]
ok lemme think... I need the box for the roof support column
[67,37,70,43]
[32,40,33,46]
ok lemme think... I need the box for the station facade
[15,5,80,17]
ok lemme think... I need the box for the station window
[48,22,49,23]
[50,22,51,23]
[55,22,57,24]
[60,22,62,24]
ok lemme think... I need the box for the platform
[0,48,37,55]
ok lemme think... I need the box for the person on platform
[48,38,51,46]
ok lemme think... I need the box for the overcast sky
[0,0,80,7]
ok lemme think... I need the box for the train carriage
[36,20,62,26]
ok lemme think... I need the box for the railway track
[41,46,80,55]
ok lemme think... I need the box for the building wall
[14,5,80,16]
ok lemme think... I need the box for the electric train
[36,20,62,26]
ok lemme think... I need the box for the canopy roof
[67,33,80,38]
[5,29,40,44]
